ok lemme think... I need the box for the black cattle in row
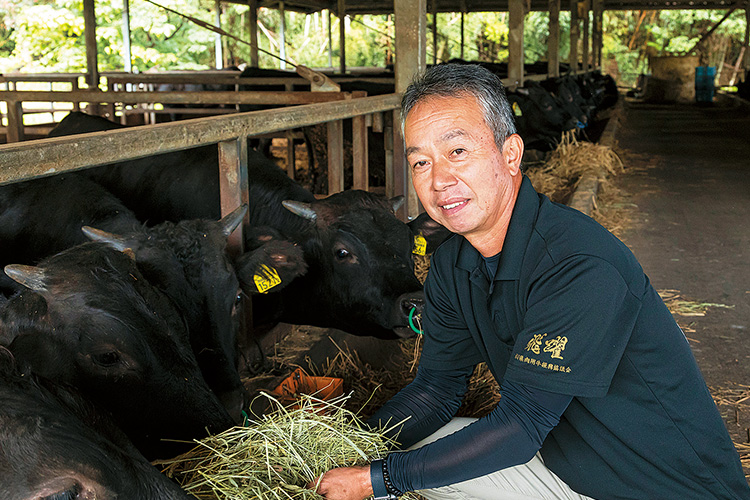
[0,242,236,460]
[0,174,140,295]
[0,351,193,499]
[48,111,450,340]
[0,170,250,420]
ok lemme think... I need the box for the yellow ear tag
[512,102,523,117]
[412,235,427,256]
[253,265,282,294]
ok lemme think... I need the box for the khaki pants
[407,418,595,500]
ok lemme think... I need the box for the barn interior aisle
[611,98,750,474]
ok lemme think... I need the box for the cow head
[0,352,192,500]
[0,242,235,461]
[263,190,450,339]
[81,206,248,421]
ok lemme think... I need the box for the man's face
[405,94,522,249]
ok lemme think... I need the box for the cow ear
[4,265,47,292]
[408,212,453,254]
[82,226,130,251]
[390,195,405,214]
[282,200,317,222]
[219,204,248,237]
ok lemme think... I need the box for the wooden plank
[352,113,368,190]
[548,0,561,77]
[508,0,525,87]
[6,101,24,143]
[0,90,357,106]
[581,0,590,73]
[327,119,344,194]
[0,93,401,185]
[569,0,579,74]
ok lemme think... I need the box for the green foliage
[0,1,747,88]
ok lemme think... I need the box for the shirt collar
[456,175,539,280]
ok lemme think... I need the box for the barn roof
[227,0,745,14]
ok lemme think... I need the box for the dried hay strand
[157,392,419,500]
[657,289,734,317]
[413,253,431,285]
[526,131,624,204]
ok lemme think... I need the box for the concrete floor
[613,97,750,473]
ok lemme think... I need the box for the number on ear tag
[413,235,427,256]
[253,265,282,293]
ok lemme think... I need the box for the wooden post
[592,0,603,69]
[121,0,132,73]
[339,0,346,74]
[431,0,438,64]
[249,0,259,67]
[214,0,223,69]
[327,10,333,68]
[83,0,99,89]
[569,0,579,74]
[548,0,561,77]
[509,0,525,87]
[216,137,251,376]
[6,100,24,143]
[460,11,465,59]
[351,91,368,190]
[581,0,590,73]
[279,2,287,70]
[744,5,750,71]
[394,0,426,220]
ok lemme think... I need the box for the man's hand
[308,465,373,500]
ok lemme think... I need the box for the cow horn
[390,195,405,213]
[81,226,130,252]
[4,265,47,292]
[219,204,248,237]
[282,200,317,222]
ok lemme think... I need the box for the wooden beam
[509,0,525,86]
[431,0,438,64]
[121,0,132,73]
[279,1,287,69]
[394,0,426,220]
[548,0,561,77]
[569,0,579,74]
[581,0,590,73]
[83,0,99,88]
[249,0,259,66]
[215,0,224,69]
[339,0,346,74]
[0,93,401,183]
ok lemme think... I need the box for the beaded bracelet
[381,458,404,498]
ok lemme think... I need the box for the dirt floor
[605,97,750,477]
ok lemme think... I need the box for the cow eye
[92,351,121,367]
[335,248,350,260]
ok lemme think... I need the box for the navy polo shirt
[420,176,749,499]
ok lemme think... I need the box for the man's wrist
[370,458,402,499]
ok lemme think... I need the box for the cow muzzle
[391,291,425,338]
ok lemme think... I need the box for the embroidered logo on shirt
[525,333,547,354]
[543,336,568,360]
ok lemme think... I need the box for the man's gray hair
[401,63,517,150]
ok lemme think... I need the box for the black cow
[82,206,249,418]
[0,351,193,499]
[48,112,449,340]
[0,242,236,460]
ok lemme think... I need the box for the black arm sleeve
[385,380,573,493]
[366,364,474,449]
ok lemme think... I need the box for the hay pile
[158,392,419,500]
[525,131,623,204]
